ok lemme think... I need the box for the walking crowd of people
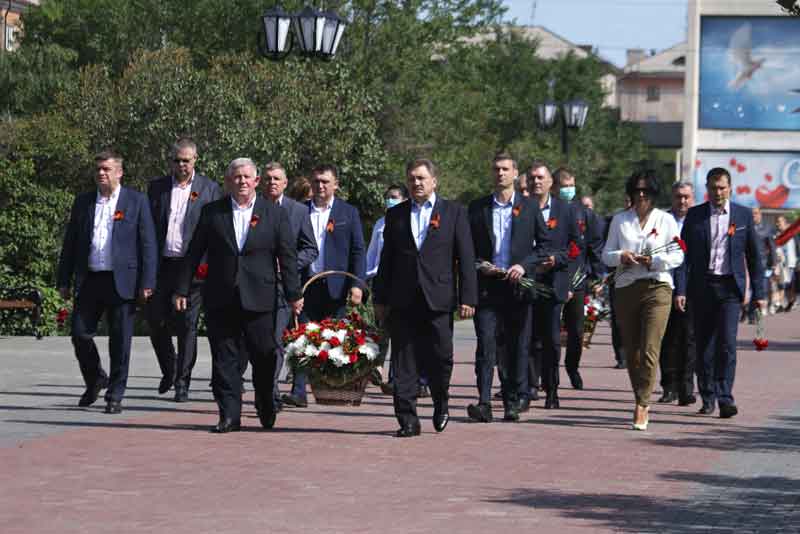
[56,139,793,435]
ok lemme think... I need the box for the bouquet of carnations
[284,311,382,388]
[475,260,554,299]
[605,235,688,287]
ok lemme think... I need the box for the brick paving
[0,312,798,533]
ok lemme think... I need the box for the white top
[602,207,684,289]
[410,192,436,250]
[231,195,256,252]
[88,185,121,271]
[163,172,195,258]
[708,200,731,276]
[365,216,385,280]
[310,198,334,274]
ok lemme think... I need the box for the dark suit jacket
[176,195,301,312]
[307,198,366,300]
[58,187,157,300]
[674,201,765,302]
[279,195,318,274]
[573,203,606,288]
[147,173,223,259]
[535,195,580,303]
[468,194,550,303]
[374,197,478,312]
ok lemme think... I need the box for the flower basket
[284,271,381,406]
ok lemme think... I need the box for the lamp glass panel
[321,18,338,54]
[315,15,326,52]
[277,17,291,51]
[330,22,345,56]
[537,102,558,128]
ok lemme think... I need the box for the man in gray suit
[146,138,223,401]
[262,162,318,411]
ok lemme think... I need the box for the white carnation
[359,342,379,361]
[335,329,347,343]
[321,328,336,340]
[303,344,319,358]
[305,322,321,332]
[328,347,348,367]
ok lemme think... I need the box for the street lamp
[536,79,590,157]
[259,5,347,60]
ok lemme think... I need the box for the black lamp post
[259,5,346,60]
[536,79,589,157]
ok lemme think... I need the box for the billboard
[699,16,800,131]
[693,151,800,209]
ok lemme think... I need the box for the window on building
[646,85,660,102]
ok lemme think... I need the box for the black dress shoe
[174,387,188,403]
[698,401,715,415]
[395,423,421,438]
[517,397,531,413]
[212,418,241,433]
[503,404,520,422]
[104,400,122,414]
[380,381,394,395]
[158,375,173,395]
[493,390,504,400]
[281,393,308,408]
[258,407,277,429]
[467,403,493,422]
[719,404,738,419]
[658,391,678,403]
[433,401,449,432]
[544,390,560,409]
[78,376,108,407]
[678,394,697,406]
[567,370,584,390]
[529,389,539,401]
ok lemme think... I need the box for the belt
[705,272,733,280]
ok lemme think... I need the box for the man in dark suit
[527,161,579,409]
[374,158,478,437]
[553,168,605,391]
[57,150,157,414]
[675,167,765,418]
[283,164,366,408]
[146,138,222,401]
[174,158,302,433]
[467,153,550,423]
[262,161,318,411]
[658,181,696,406]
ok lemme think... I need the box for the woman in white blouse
[602,171,685,430]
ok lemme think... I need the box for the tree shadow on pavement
[490,470,800,533]
[647,415,800,453]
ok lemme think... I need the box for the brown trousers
[614,280,673,407]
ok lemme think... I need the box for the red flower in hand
[578,220,586,233]
[673,236,687,252]
[56,308,69,326]
[547,218,557,229]
[583,295,590,305]
[195,263,208,280]
[250,214,260,228]
[430,213,441,230]
[649,228,658,238]
[753,338,769,351]
[567,241,581,259]
[512,205,521,217]
[113,210,124,221]
[728,223,736,237]
[326,218,335,233]
[190,191,199,202]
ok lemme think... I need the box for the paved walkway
[1,312,798,533]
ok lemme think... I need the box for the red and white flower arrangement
[284,312,381,386]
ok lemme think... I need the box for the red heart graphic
[755,184,790,209]
[730,158,737,167]
[765,173,773,182]
[695,159,702,168]
[736,186,751,195]
[737,164,746,173]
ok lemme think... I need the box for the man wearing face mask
[552,168,605,390]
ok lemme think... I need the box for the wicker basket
[310,374,370,406]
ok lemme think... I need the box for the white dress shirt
[310,198,334,274]
[708,200,731,275]
[410,192,436,250]
[539,194,552,222]
[365,216,386,280]
[602,207,684,289]
[88,185,121,272]
[492,192,514,269]
[231,195,256,253]
[163,172,195,258]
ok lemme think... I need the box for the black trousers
[563,289,585,372]
[530,297,563,392]
[206,298,275,422]
[473,292,532,405]
[146,258,203,390]
[70,272,135,402]
[658,301,696,398]
[390,290,454,428]
[290,279,347,399]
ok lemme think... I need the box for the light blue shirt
[410,192,436,250]
[492,193,514,269]
[540,194,552,223]
[365,216,386,279]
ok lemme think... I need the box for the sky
[502,0,689,67]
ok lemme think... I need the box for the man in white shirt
[57,151,157,414]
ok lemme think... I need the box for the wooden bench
[0,287,44,339]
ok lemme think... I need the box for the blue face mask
[559,186,576,201]
[385,197,402,209]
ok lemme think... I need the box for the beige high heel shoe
[632,405,649,431]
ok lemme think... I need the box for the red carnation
[326,218,335,233]
[195,263,208,280]
[674,236,687,252]
[250,214,260,228]
[753,338,769,351]
[355,333,366,346]
[567,241,581,259]
[547,218,557,230]
[584,295,590,305]
[318,350,329,361]
[649,228,658,238]
[330,337,341,347]
[56,308,69,326]
[349,353,359,364]
[190,191,199,202]
[113,210,124,221]
[430,213,441,230]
